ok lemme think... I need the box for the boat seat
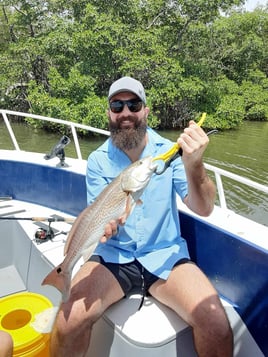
[87,294,195,357]
[87,294,264,357]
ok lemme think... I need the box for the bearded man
[50,76,233,357]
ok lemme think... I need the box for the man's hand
[179,120,216,216]
[100,220,118,243]
[177,120,209,167]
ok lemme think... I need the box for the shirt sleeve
[172,157,188,200]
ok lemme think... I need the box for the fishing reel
[34,223,54,244]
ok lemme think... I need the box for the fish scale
[63,188,128,269]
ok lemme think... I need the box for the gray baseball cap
[108,76,146,104]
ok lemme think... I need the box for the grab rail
[1,109,267,212]
[0,109,110,160]
[204,163,268,210]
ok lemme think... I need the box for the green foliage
[241,75,268,121]
[201,76,245,129]
[27,81,109,134]
[0,0,267,132]
[208,95,245,129]
[48,67,96,104]
[75,96,109,131]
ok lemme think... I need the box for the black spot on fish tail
[57,267,62,274]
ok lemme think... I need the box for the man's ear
[145,107,150,118]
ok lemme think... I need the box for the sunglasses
[109,99,143,113]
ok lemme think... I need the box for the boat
[0,109,267,356]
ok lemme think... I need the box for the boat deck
[177,197,268,251]
[1,110,267,356]
[0,198,74,305]
[0,198,265,357]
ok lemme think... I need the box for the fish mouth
[131,157,158,184]
[146,156,158,173]
[150,162,158,172]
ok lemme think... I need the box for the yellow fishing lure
[153,112,206,174]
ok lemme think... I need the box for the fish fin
[119,194,137,224]
[119,195,131,224]
[31,306,59,333]
[42,265,71,302]
[64,205,91,255]
[82,242,98,262]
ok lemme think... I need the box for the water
[160,121,268,226]
[0,120,267,226]
[205,122,268,225]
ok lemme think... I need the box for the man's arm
[178,121,216,216]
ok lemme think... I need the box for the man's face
[108,92,149,151]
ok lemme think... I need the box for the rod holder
[44,135,71,167]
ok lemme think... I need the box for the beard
[109,116,147,151]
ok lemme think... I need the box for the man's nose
[120,103,132,114]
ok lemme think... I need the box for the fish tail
[42,265,71,302]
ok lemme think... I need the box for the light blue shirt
[86,128,190,280]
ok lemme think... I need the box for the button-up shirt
[86,127,190,280]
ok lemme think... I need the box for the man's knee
[54,298,101,338]
[210,308,232,342]
[191,298,233,357]
[192,296,232,335]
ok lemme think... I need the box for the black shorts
[89,255,192,297]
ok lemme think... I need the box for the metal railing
[204,163,268,210]
[0,109,110,160]
[1,109,267,211]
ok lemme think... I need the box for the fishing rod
[0,215,75,244]
[0,216,75,223]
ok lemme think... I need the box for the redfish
[42,156,157,302]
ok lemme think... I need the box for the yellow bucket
[0,292,53,356]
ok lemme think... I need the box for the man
[50,76,233,356]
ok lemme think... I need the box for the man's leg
[50,260,125,357]
[149,262,233,357]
